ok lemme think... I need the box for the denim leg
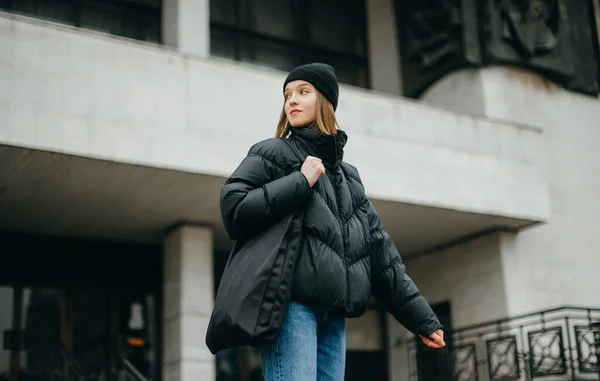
[316,313,346,381]
[259,301,318,381]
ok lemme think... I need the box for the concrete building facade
[0,0,599,380]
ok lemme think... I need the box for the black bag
[205,139,306,354]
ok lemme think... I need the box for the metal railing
[403,307,600,381]
[54,343,86,381]
[117,358,149,381]
[50,341,148,381]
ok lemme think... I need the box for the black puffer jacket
[220,127,441,336]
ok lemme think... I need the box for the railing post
[591,321,600,377]
[519,325,531,381]
[564,317,577,381]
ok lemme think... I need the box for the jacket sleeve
[220,142,312,241]
[367,200,443,336]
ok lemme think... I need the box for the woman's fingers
[430,330,445,347]
[419,333,445,348]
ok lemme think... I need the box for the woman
[220,63,445,381]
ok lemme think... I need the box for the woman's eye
[301,90,309,94]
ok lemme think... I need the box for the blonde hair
[275,92,339,138]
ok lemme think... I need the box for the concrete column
[163,225,214,381]
[366,0,403,95]
[387,314,411,381]
[162,0,210,57]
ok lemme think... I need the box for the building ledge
[0,14,551,253]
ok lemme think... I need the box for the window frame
[209,0,371,88]
[0,0,162,43]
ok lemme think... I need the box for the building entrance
[0,233,162,381]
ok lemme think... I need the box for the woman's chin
[289,119,315,128]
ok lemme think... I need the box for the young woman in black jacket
[220,63,445,381]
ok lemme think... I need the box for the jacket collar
[289,126,348,168]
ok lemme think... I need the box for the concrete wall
[346,309,383,351]
[387,234,508,381]
[423,67,600,315]
[405,233,508,327]
[0,13,549,224]
[421,68,487,117]
[487,67,600,314]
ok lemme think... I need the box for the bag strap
[280,138,305,169]
[279,137,308,219]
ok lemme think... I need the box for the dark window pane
[304,53,367,87]
[72,289,109,374]
[140,10,161,43]
[121,10,140,39]
[80,1,123,35]
[334,62,367,88]
[0,287,13,377]
[216,348,241,380]
[211,27,236,59]
[309,0,365,56]
[11,0,74,25]
[210,0,235,25]
[240,0,300,41]
[240,36,301,73]
[118,292,157,380]
[118,9,160,42]
[120,0,160,7]
[7,0,160,43]
[208,0,369,88]
[21,288,61,377]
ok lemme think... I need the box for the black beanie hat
[283,63,339,111]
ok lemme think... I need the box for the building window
[0,0,161,43]
[210,0,370,88]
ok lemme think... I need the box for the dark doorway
[416,301,453,381]
[346,351,387,381]
[0,232,161,381]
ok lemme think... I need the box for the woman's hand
[301,156,325,187]
[419,329,445,349]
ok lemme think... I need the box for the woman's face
[284,80,318,127]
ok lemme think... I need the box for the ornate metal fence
[404,307,600,381]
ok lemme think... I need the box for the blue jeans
[258,301,346,381]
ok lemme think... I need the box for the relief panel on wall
[394,0,600,97]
